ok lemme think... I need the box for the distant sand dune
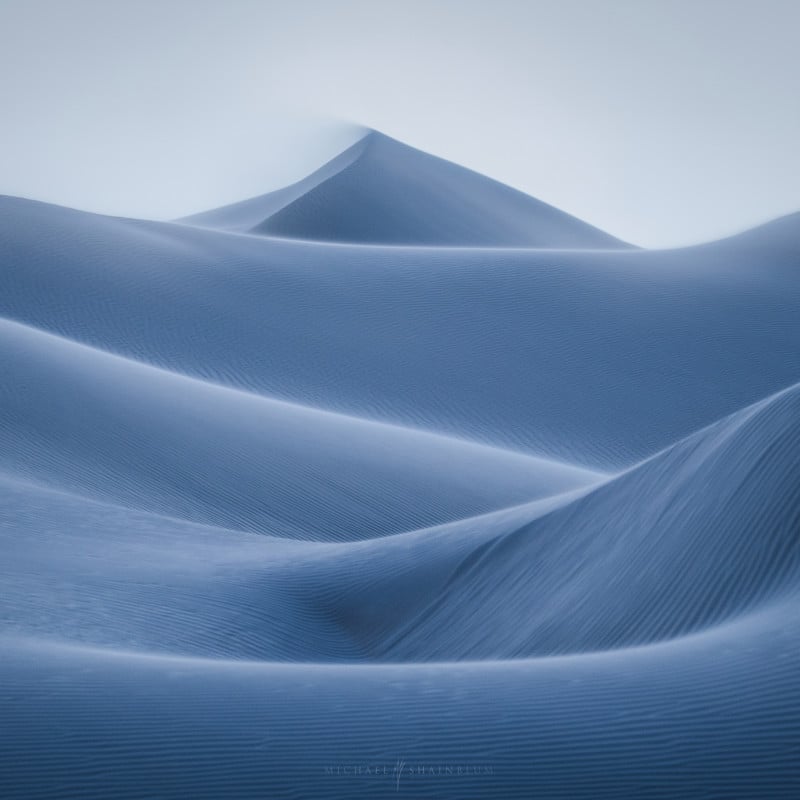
[183,132,632,248]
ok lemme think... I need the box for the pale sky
[1,0,798,247]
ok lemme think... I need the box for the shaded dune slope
[372,382,800,661]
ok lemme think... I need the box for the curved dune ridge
[1,131,800,798]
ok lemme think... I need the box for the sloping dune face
[2,133,800,799]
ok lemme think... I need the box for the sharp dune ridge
[2,131,800,798]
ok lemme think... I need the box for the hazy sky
[1,0,798,247]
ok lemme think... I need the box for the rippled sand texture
[2,132,800,798]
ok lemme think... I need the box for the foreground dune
[1,131,799,798]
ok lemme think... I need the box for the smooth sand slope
[1,130,800,798]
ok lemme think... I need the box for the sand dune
[1,130,799,798]
[183,132,632,248]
